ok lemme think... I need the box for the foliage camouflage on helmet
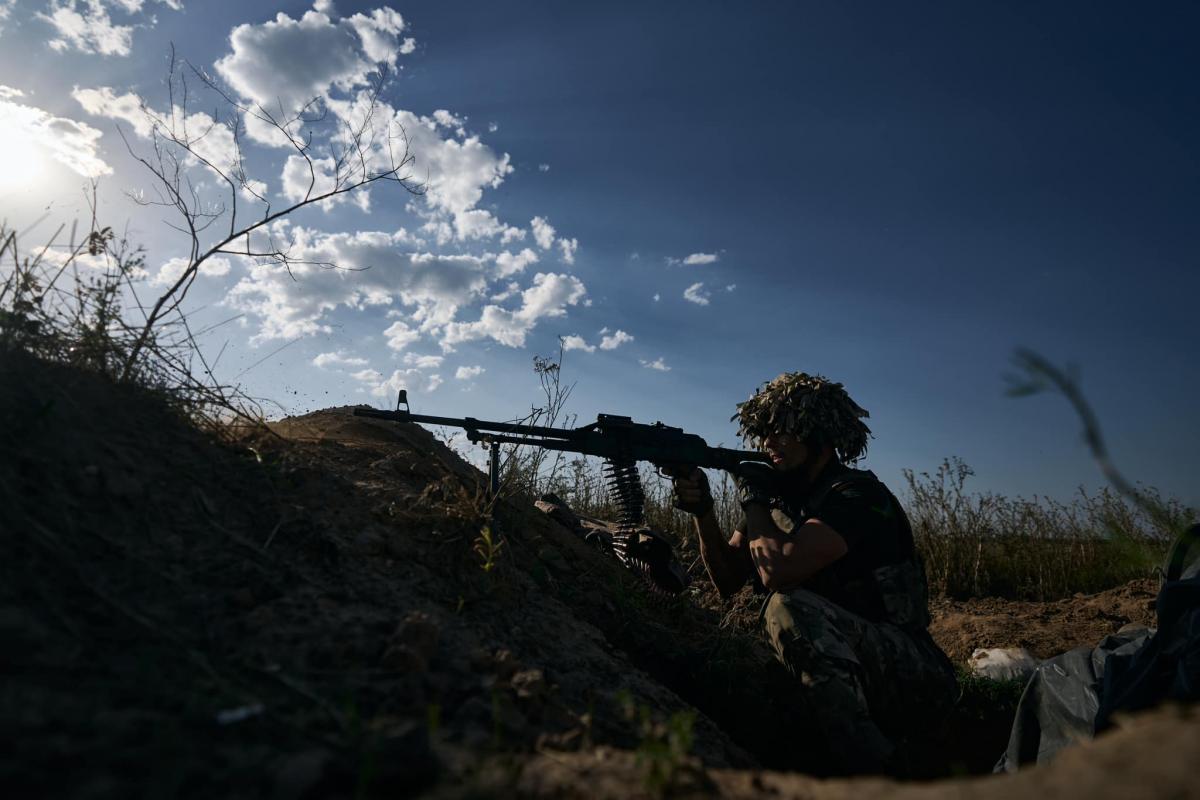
[732,372,872,462]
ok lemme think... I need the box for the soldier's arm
[693,509,752,599]
[742,504,848,592]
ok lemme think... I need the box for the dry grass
[511,452,1192,602]
[0,214,262,437]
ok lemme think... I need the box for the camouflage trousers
[762,589,956,774]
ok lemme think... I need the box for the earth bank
[0,350,1186,798]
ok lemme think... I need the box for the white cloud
[432,109,464,131]
[226,225,489,343]
[37,1,180,56]
[442,272,587,348]
[557,237,578,265]
[494,247,539,278]
[280,154,355,210]
[455,365,484,380]
[39,1,132,56]
[355,366,442,398]
[489,281,520,302]
[640,358,671,372]
[683,282,710,306]
[726,283,737,292]
[402,352,443,369]
[487,121,498,133]
[530,216,556,250]
[383,319,421,351]
[683,252,719,265]
[0,3,17,37]
[560,335,594,353]
[537,163,550,172]
[151,256,232,287]
[214,7,413,121]
[652,293,660,302]
[313,350,369,368]
[74,87,245,186]
[599,329,633,350]
[0,93,111,178]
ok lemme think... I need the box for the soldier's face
[762,432,808,472]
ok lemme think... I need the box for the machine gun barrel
[352,407,581,441]
[352,391,769,494]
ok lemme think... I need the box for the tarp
[997,524,1200,772]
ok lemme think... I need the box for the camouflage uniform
[753,471,956,774]
[733,373,956,774]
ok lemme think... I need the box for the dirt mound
[2,349,1194,798]
[508,704,1200,799]
[930,580,1159,665]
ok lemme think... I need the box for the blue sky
[1,1,1196,505]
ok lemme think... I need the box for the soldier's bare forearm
[693,510,748,598]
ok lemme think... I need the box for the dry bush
[0,210,260,437]
[906,457,1189,600]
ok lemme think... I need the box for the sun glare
[0,113,49,194]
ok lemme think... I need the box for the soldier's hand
[671,468,714,516]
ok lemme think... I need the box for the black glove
[734,461,781,510]
[671,468,714,516]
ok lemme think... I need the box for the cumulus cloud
[530,216,556,250]
[39,1,131,56]
[214,7,412,120]
[383,320,421,351]
[489,281,520,302]
[225,225,489,343]
[640,358,671,372]
[208,7,543,249]
[442,272,587,348]
[36,1,181,56]
[74,86,253,192]
[726,283,737,292]
[683,282,710,306]
[652,293,660,302]
[494,248,538,278]
[537,163,550,172]
[455,365,484,380]
[150,256,232,287]
[599,329,633,350]
[557,237,578,265]
[313,350,369,368]
[402,352,443,369]
[354,366,442,397]
[560,335,594,353]
[0,92,111,178]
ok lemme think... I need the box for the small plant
[616,689,697,796]
[954,666,1026,721]
[473,523,504,572]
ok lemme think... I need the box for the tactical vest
[792,468,932,631]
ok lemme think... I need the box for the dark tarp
[997,524,1200,772]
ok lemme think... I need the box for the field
[2,224,1196,797]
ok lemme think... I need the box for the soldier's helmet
[733,372,872,463]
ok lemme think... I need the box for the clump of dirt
[1,348,1194,799]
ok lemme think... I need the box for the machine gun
[353,390,771,594]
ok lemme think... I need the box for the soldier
[672,372,956,775]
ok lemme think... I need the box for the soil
[1,348,1192,799]
[929,581,1159,665]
